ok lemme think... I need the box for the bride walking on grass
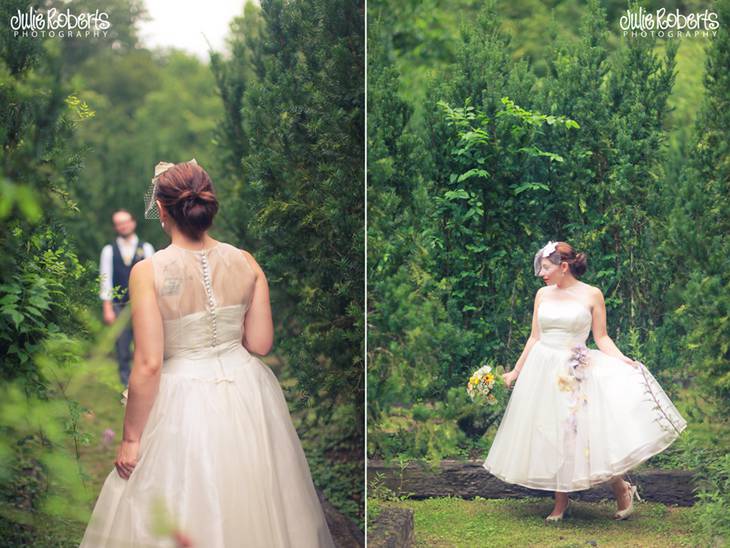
[80,160,335,547]
[483,241,687,522]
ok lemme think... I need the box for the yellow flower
[484,373,495,383]
[557,374,576,392]
[469,375,479,386]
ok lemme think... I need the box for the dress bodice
[149,242,256,359]
[537,300,592,349]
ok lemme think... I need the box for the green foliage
[64,47,224,257]
[0,5,107,541]
[0,225,94,388]
[368,385,504,465]
[369,0,683,427]
[367,16,473,431]
[694,454,730,545]
[426,92,579,389]
[657,0,730,416]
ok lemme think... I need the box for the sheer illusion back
[82,249,336,546]
[150,242,255,359]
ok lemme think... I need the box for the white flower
[542,241,558,258]
[476,365,492,376]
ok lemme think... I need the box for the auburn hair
[155,162,218,240]
[546,242,588,277]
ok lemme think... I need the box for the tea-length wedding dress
[81,242,336,547]
[483,296,687,492]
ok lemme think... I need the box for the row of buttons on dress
[200,251,218,347]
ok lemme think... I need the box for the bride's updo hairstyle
[155,161,219,240]
[545,242,588,278]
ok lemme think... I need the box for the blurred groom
[99,209,155,386]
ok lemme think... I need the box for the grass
[371,496,701,547]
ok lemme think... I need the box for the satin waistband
[536,337,587,351]
[162,341,254,379]
[164,338,244,361]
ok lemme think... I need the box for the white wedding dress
[80,242,336,547]
[483,296,687,492]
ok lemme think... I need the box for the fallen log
[367,506,415,548]
[368,459,697,506]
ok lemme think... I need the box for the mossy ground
[370,496,702,547]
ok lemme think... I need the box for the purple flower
[102,428,115,447]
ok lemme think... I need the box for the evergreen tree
[538,0,678,345]
[210,0,266,244]
[420,2,577,388]
[216,0,364,432]
[367,17,464,417]
[0,2,97,540]
[662,0,730,412]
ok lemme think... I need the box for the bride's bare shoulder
[580,283,605,306]
[535,285,549,304]
[582,282,602,295]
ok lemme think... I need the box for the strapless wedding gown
[80,243,336,547]
[483,299,687,492]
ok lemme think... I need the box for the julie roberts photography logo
[10,6,111,39]
[620,7,720,38]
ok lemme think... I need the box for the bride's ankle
[614,482,631,505]
[610,478,629,496]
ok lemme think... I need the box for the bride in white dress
[483,241,687,522]
[80,160,336,547]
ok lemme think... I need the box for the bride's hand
[620,356,643,369]
[115,440,140,480]
[502,370,519,389]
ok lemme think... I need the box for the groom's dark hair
[112,208,135,220]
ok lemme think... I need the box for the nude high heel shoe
[613,482,642,520]
[545,499,571,522]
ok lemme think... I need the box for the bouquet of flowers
[466,364,507,406]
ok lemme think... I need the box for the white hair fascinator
[533,240,559,276]
[143,158,198,219]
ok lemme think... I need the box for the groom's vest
[111,239,147,305]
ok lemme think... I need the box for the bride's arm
[509,289,543,378]
[242,251,274,356]
[590,287,637,365]
[116,259,164,479]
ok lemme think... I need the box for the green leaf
[0,294,19,306]
[443,189,470,200]
[3,308,24,329]
[456,168,489,183]
[513,182,550,195]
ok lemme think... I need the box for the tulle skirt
[483,340,687,492]
[80,344,336,547]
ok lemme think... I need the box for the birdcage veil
[143,158,198,219]
[533,240,559,276]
